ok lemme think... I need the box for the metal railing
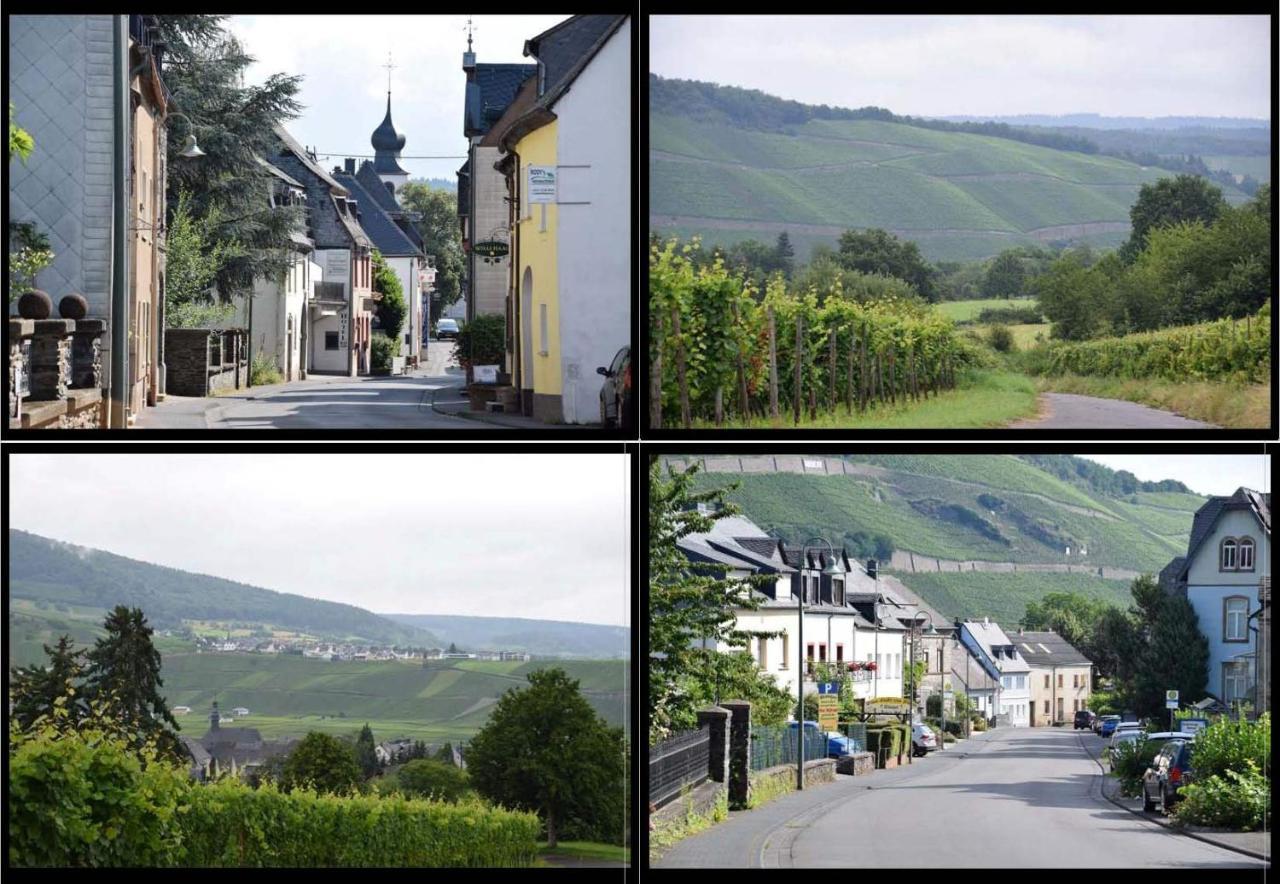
[749,724,827,771]
[649,728,710,808]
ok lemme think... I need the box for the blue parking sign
[817,682,840,695]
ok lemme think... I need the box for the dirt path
[1009,393,1215,429]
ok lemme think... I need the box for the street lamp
[797,537,840,791]
[166,112,206,158]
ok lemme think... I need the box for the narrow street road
[1009,393,1215,429]
[138,342,495,430]
[655,727,1264,869]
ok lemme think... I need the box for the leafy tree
[982,250,1027,299]
[165,188,237,328]
[8,101,35,163]
[156,15,304,299]
[9,635,88,731]
[280,732,362,795]
[1034,251,1113,341]
[371,249,407,341]
[396,758,470,802]
[354,723,379,780]
[1121,174,1227,262]
[1130,577,1209,721]
[648,460,782,742]
[836,228,937,301]
[399,181,463,311]
[466,668,624,848]
[774,231,795,278]
[83,606,182,759]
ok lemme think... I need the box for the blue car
[1099,715,1123,737]
[787,720,862,757]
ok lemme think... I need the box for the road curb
[1080,733,1270,864]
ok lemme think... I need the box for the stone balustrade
[9,317,107,429]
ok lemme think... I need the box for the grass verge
[1034,375,1271,429]
[697,370,1039,429]
[538,841,630,863]
[648,789,729,864]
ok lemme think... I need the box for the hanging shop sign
[473,240,509,263]
[528,165,557,203]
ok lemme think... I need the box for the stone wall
[165,329,245,397]
[835,752,875,775]
[751,758,837,795]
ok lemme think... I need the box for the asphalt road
[1009,393,1215,429]
[654,727,1264,869]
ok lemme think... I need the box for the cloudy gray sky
[225,15,570,182]
[649,15,1271,119]
[9,453,630,627]
[1080,454,1269,498]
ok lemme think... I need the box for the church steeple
[371,53,409,198]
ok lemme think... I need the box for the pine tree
[1133,585,1209,721]
[8,635,88,730]
[83,606,181,758]
[774,230,795,278]
[155,15,305,301]
[354,723,379,779]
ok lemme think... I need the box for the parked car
[436,318,459,340]
[1074,710,1096,730]
[1106,727,1146,760]
[596,346,631,428]
[1142,738,1196,813]
[1098,715,1123,737]
[825,730,862,757]
[912,723,939,756]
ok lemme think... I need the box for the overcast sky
[1078,454,1269,498]
[225,15,570,182]
[9,453,630,628]
[650,15,1271,120]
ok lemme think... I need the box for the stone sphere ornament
[59,293,88,320]
[17,289,53,320]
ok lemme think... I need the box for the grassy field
[538,842,630,864]
[936,298,1039,323]
[1033,375,1271,429]
[698,370,1039,430]
[650,111,1252,263]
[892,571,1136,625]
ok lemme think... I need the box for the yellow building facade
[511,120,563,422]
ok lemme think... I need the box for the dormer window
[1221,538,1237,571]
[1239,537,1255,571]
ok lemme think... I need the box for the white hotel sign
[528,165,557,203]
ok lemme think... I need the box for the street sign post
[1166,690,1179,731]
[818,695,839,732]
[816,682,840,695]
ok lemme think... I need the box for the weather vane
[465,16,475,52]
[382,51,396,93]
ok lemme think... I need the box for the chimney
[345,158,356,174]
[866,558,878,580]
[983,616,990,625]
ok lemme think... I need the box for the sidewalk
[1087,739,1270,862]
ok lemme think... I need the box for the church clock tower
[372,54,410,199]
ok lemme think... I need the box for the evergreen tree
[8,635,88,730]
[354,723,379,780]
[1131,579,1209,720]
[83,606,182,758]
[773,230,795,278]
[447,642,458,654]
[155,15,305,300]
[648,459,782,743]
[434,741,454,764]
[465,668,624,848]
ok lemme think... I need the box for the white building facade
[959,618,1031,727]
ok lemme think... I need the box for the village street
[136,342,504,430]
[654,727,1266,869]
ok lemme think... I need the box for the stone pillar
[697,706,730,785]
[9,319,34,422]
[70,320,106,389]
[27,319,75,401]
[720,699,752,809]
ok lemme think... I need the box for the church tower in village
[371,54,410,200]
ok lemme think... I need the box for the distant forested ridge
[936,113,1269,131]
[383,614,630,659]
[7,530,439,646]
[409,177,457,192]
[1016,455,1194,499]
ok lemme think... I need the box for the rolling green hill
[383,614,629,659]
[157,654,627,743]
[650,80,1252,263]
[675,454,1202,624]
[7,530,439,648]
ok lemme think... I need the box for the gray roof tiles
[524,14,627,112]
[332,169,423,258]
[1181,487,1271,580]
[1011,630,1093,667]
[465,63,537,137]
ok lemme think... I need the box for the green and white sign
[1166,690,1180,709]
[528,165,557,203]
[472,240,509,259]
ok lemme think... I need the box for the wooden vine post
[846,327,855,414]
[672,306,691,429]
[650,351,662,429]
[794,313,803,426]
[733,302,749,419]
[768,308,779,419]
[859,321,869,412]
[828,327,837,412]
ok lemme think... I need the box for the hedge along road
[654,727,1264,869]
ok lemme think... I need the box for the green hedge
[865,723,910,765]
[8,725,540,867]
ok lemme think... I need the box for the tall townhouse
[1015,630,1093,726]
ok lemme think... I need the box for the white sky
[224,14,571,182]
[649,15,1272,120]
[8,453,631,628]
[1078,454,1269,498]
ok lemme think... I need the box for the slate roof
[332,169,423,258]
[272,125,370,251]
[465,63,537,137]
[523,14,626,112]
[255,155,304,189]
[1180,487,1271,580]
[353,161,425,251]
[961,619,1030,675]
[1011,630,1093,668]
[180,735,211,775]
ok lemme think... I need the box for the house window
[923,650,929,672]
[781,633,789,670]
[1221,538,1238,571]
[1044,674,1050,689]
[1239,538,1255,571]
[1043,700,1050,714]
[832,578,844,606]
[836,644,844,663]
[1073,673,1079,689]
[1057,674,1063,689]
[1224,596,1249,642]
[538,303,548,356]
[758,637,769,671]
[1223,661,1249,702]
[325,331,339,350]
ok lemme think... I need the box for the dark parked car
[436,318,459,340]
[1142,738,1195,813]
[1074,710,1096,730]
[596,345,631,428]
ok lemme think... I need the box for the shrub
[1171,763,1270,831]
[370,334,398,374]
[987,324,1015,353]
[371,250,407,341]
[454,313,506,370]
[280,732,362,796]
[1188,712,1270,781]
[249,350,283,386]
[1108,737,1163,797]
[976,305,1043,324]
[396,759,470,803]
